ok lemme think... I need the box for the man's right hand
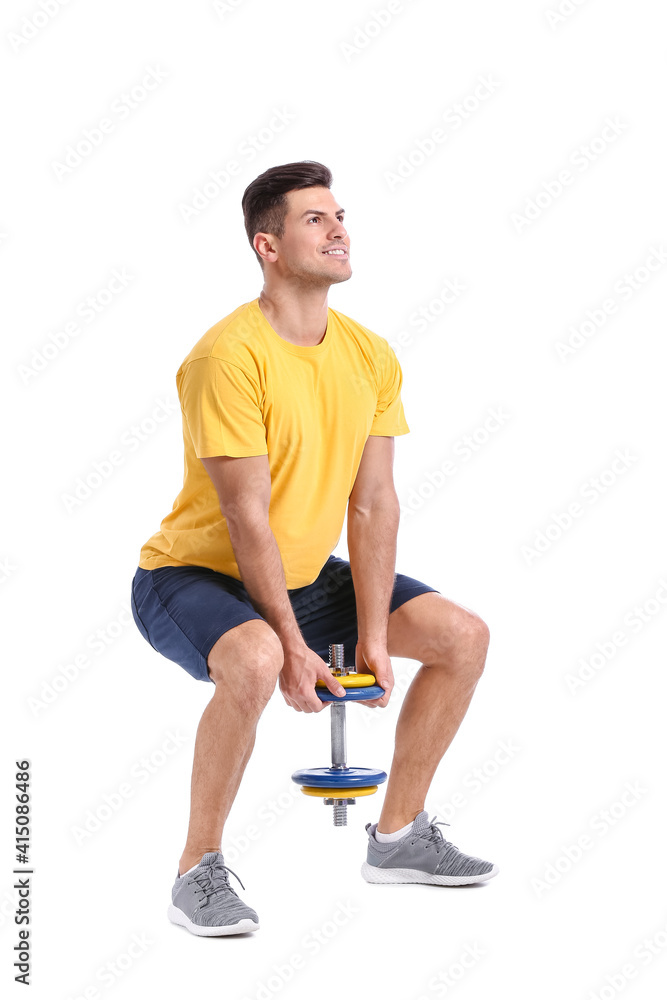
[279,643,347,713]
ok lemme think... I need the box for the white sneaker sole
[168,904,259,936]
[361,861,499,886]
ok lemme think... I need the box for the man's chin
[293,264,353,289]
[328,266,352,284]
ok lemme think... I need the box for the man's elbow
[348,488,400,519]
[221,500,270,537]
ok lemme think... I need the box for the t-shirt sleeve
[178,356,268,458]
[369,341,410,437]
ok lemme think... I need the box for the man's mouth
[322,248,348,257]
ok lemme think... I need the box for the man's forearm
[226,517,304,651]
[347,495,400,643]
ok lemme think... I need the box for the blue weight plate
[316,685,385,702]
[291,766,387,787]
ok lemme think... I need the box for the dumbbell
[291,643,387,826]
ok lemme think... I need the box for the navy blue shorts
[130,555,439,683]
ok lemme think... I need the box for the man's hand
[355,640,394,708]
[279,643,346,713]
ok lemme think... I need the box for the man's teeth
[324,249,346,255]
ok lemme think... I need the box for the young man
[130,160,498,937]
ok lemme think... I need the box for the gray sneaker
[168,852,259,935]
[361,811,499,885]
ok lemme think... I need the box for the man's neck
[257,284,330,347]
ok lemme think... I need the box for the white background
[3,1,666,998]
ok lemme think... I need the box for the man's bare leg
[378,592,489,833]
[178,620,283,875]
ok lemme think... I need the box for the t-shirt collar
[251,298,332,357]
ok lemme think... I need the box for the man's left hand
[354,640,393,708]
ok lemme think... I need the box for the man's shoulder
[176,300,261,377]
[329,306,394,363]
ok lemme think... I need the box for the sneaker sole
[167,904,259,936]
[361,861,499,886]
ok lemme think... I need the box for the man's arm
[201,455,300,648]
[200,455,345,711]
[347,435,400,707]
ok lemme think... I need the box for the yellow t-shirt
[138,297,409,588]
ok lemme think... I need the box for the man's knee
[207,620,283,702]
[452,610,489,674]
[427,609,489,676]
[465,612,490,650]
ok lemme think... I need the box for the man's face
[260,186,351,286]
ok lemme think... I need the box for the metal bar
[329,642,349,824]
[329,642,347,675]
[333,800,347,826]
[330,703,347,768]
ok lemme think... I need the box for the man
[130,160,498,937]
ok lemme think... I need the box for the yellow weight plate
[300,785,378,798]
[316,673,376,689]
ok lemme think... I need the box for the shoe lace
[411,816,454,854]
[187,860,246,903]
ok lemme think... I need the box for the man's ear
[254,232,278,265]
